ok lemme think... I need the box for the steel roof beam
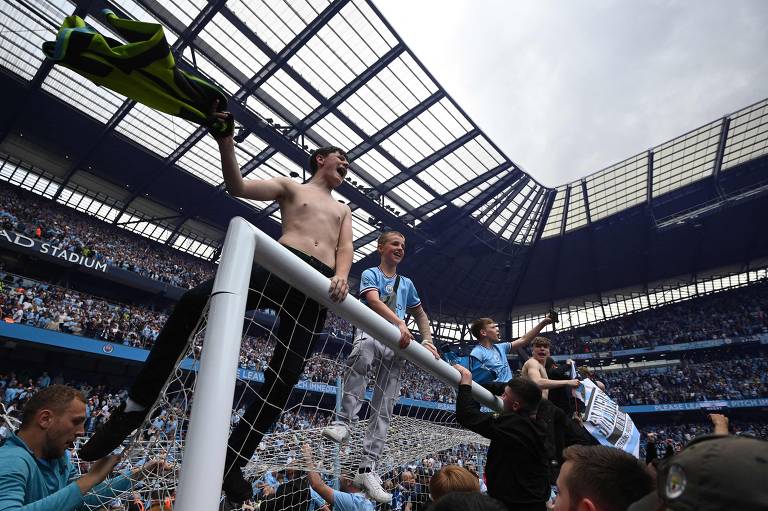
[581,180,591,225]
[646,149,654,207]
[496,186,542,243]
[712,116,731,198]
[503,187,543,244]
[474,177,529,229]
[508,189,556,312]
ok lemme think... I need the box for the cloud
[376,0,768,187]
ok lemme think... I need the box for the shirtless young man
[522,337,579,400]
[79,107,354,502]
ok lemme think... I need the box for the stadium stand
[1,1,767,509]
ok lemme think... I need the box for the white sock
[124,397,146,413]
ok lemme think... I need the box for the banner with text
[0,229,108,272]
[575,378,640,458]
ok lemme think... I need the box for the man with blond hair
[323,230,439,503]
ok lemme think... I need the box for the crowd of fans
[549,280,768,354]
[0,184,216,288]
[6,267,768,409]
[593,352,768,405]
[0,271,453,405]
[638,418,768,459]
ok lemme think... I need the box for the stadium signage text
[0,229,107,272]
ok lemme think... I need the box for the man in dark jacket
[453,364,550,511]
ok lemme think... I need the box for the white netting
[61,271,488,510]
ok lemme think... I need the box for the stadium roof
[1,0,767,321]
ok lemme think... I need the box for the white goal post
[174,216,504,511]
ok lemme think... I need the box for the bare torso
[278,181,348,269]
[523,357,550,400]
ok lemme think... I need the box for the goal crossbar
[175,216,503,511]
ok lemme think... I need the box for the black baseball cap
[628,434,768,511]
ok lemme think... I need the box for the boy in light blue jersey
[322,231,439,503]
[469,317,554,385]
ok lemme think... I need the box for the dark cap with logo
[628,434,768,511]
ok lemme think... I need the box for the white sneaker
[354,471,392,503]
[321,423,350,444]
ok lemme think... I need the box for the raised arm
[509,317,554,350]
[218,136,292,200]
[210,107,292,201]
[301,445,335,506]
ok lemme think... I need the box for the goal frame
[174,216,503,511]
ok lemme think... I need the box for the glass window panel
[0,158,61,198]
[353,149,400,182]
[176,134,223,185]
[312,113,364,149]
[723,99,768,170]
[116,103,197,157]
[42,67,125,123]
[180,47,239,96]
[586,152,648,222]
[392,179,434,208]
[247,96,289,126]
[0,0,67,80]
[350,212,376,240]
[262,151,303,177]
[229,0,321,53]
[162,0,206,28]
[379,133,418,166]
[173,232,216,259]
[119,211,173,243]
[354,239,378,262]
[261,69,320,119]
[451,172,504,207]
[652,121,720,197]
[197,12,269,83]
[234,133,270,167]
[108,0,179,45]
[290,0,397,99]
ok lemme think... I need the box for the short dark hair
[308,146,347,174]
[430,492,507,511]
[562,445,653,511]
[21,385,85,428]
[504,377,541,413]
[470,318,495,340]
[532,337,550,349]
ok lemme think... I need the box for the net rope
[5,272,489,510]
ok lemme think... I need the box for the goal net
[67,218,499,511]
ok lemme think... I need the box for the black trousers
[129,247,333,469]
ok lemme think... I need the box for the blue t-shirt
[333,490,375,511]
[470,342,513,382]
[359,267,420,320]
[308,487,327,511]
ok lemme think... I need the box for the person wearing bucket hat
[628,434,768,511]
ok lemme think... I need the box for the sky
[376,0,768,187]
